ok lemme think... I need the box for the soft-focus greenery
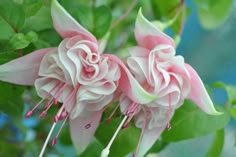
[0,0,235,157]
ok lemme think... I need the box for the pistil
[101,116,128,157]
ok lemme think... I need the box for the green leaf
[0,17,15,40]
[22,0,43,17]
[230,107,236,120]
[33,29,61,49]
[205,129,224,157]
[96,117,140,157]
[74,6,93,32]
[4,31,38,51]
[0,81,24,117]
[23,6,53,32]
[225,85,236,105]
[150,0,185,34]
[0,0,25,31]
[92,6,112,39]
[194,0,233,29]
[162,100,230,142]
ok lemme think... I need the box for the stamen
[39,110,47,118]
[167,94,172,130]
[51,114,69,146]
[25,81,60,118]
[122,102,138,129]
[39,101,66,157]
[55,84,80,121]
[53,83,68,104]
[106,103,120,124]
[25,110,33,118]
[58,111,68,121]
[101,116,128,157]
[133,109,149,157]
[39,122,56,157]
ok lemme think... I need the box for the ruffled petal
[69,111,102,154]
[185,64,222,115]
[104,54,156,104]
[135,8,175,50]
[51,0,97,43]
[0,48,55,85]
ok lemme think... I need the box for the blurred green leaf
[0,18,16,41]
[212,82,236,105]
[225,85,236,105]
[230,107,236,120]
[151,0,184,34]
[162,100,230,142]
[23,6,53,32]
[0,140,21,157]
[205,129,224,157]
[0,82,24,117]
[93,6,112,39]
[22,0,43,17]
[194,0,233,29]
[0,0,25,31]
[0,52,18,64]
[80,138,103,157]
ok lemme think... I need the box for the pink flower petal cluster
[0,1,220,157]
[116,9,221,157]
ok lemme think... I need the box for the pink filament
[167,94,172,130]
[122,102,139,129]
[55,84,80,121]
[106,103,120,124]
[25,81,61,118]
[133,109,149,157]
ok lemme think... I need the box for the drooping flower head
[101,9,221,157]
[0,1,156,156]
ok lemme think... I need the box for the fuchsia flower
[101,9,221,157]
[0,1,155,156]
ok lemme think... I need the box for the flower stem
[110,0,138,30]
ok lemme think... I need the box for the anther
[85,124,91,129]
[39,110,47,118]
[106,103,120,124]
[166,123,171,130]
[105,119,111,124]
[25,110,33,118]
[44,101,51,108]
[54,116,59,123]
[58,111,68,121]
[122,121,130,129]
[51,137,57,146]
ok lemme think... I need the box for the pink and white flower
[101,9,221,157]
[0,1,155,156]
